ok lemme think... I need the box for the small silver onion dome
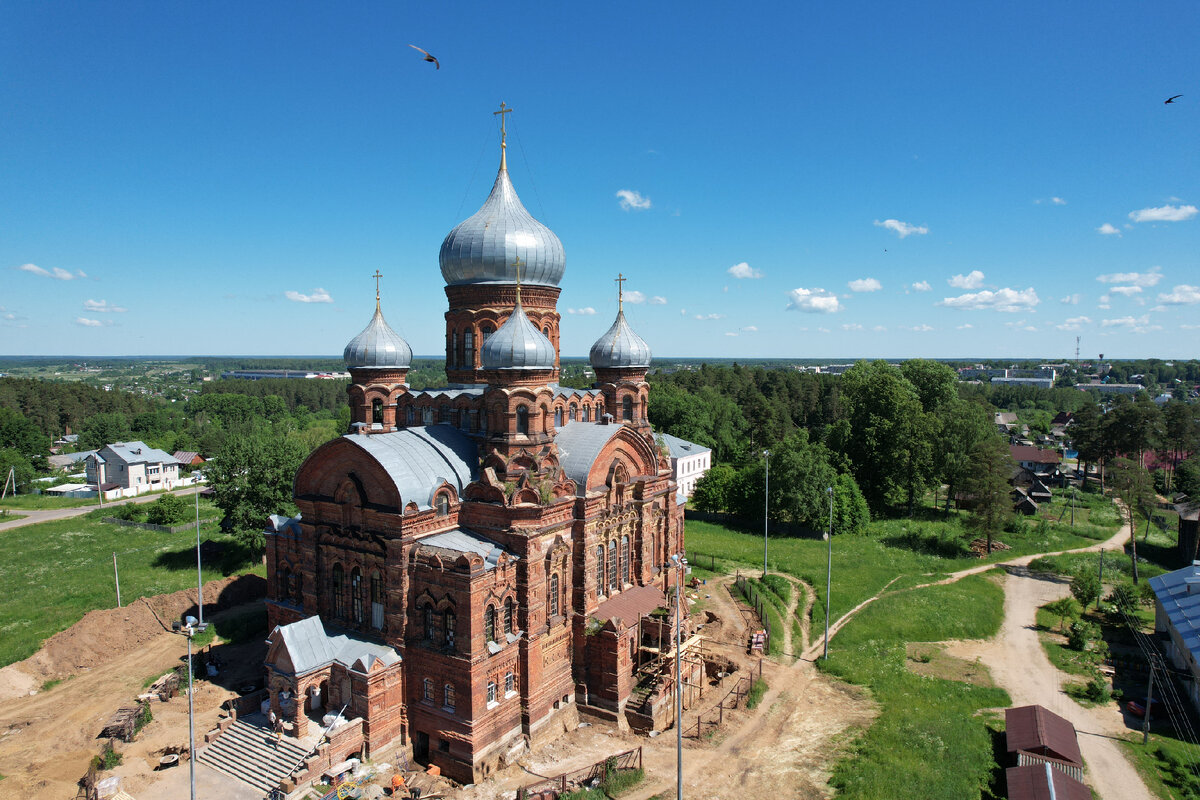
[481,300,556,370]
[590,309,652,369]
[344,303,413,369]
[439,159,565,287]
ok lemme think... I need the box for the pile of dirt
[18,574,266,681]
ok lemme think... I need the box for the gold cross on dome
[512,256,524,303]
[615,273,627,310]
[494,102,513,169]
[372,270,383,308]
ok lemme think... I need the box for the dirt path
[0,485,204,532]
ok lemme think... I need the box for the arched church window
[350,568,363,625]
[435,493,449,517]
[279,567,290,600]
[422,407,434,426]
[423,678,434,701]
[622,536,631,584]
[464,331,474,365]
[370,572,384,630]
[608,539,618,592]
[554,409,563,428]
[569,404,577,422]
[549,573,560,617]
[543,326,551,337]
[444,609,456,648]
[372,398,383,424]
[596,545,605,597]
[516,405,529,435]
[504,597,515,634]
[450,332,457,368]
[423,604,435,640]
[583,406,591,422]
[485,605,497,644]
[622,396,633,421]
[481,323,495,343]
[294,573,303,603]
[406,406,415,426]
[444,683,456,709]
[331,564,346,619]
[459,409,468,430]
[439,404,451,424]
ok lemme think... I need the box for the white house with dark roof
[85,441,182,496]
[1149,561,1200,712]
[657,432,712,498]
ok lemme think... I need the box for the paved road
[0,485,204,532]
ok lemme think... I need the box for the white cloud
[567,307,597,315]
[83,299,127,313]
[901,324,934,332]
[727,262,763,279]
[874,219,929,238]
[18,263,78,280]
[1182,324,1200,330]
[1158,285,1200,305]
[3,313,16,321]
[1052,197,1066,206]
[649,296,667,305]
[694,313,725,320]
[724,332,738,337]
[624,290,647,304]
[848,277,882,292]
[1097,223,1121,236]
[285,288,334,304]
[948,270,985,289]
[741,325,758,332]
[842,323,864,331]
[1110,285,1143,297]
[872,325,887,332]
[1097,266,1162,287]
[1056,316,1091,331]
[1101,315,1150,328]
[818,327,831,334]
[956,323,973,330]
[616,189,651,211]
[75,317,105,327]
[938,287,1040,312]
[1060,294,1081,305]
[1129,204,1198,223]
[786,287,841,313]
[911,281,931,292]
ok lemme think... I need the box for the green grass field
[0,502,263,668]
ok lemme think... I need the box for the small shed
[1006,763,1090,800]
[1005,705,1083,769]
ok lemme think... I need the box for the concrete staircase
[197,715,310,794]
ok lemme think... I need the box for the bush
[746,677,768,709]
[146,493,190,526]
[91,740,122,771]
[108,503,147,522]
[1067,620,1098,652]
[1070,573,1101,609]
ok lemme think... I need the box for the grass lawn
[0,502,263,668]
[0,494,101,510]
[1122,737,1200,800]
[818,573,1009,799]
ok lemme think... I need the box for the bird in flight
[1165,94,1183,104]
[408,44,439,69]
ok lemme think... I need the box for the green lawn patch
[745,677,768,709]
[0,501,262,668]
[0,494,100,510]
[818,574,1010,800]
[1122,737,1200,800]
[735,577,786,655]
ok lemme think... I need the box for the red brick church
[264,119,690,782]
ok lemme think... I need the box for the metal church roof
[342,426,478,510]
[590,308,652,369]
[418,528,516,570]
[480,299,556,370]
[553,420,625,494]
[344,303,413,370]
[270,615,400,676]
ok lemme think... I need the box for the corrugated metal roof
[1005,764,1090,800]
[343,426,478,510]
[553,421,623,494]
[271,615,401,675]
[593,584,666,625]
[419,528,516,570]
[658,432,711,459]
[409,387,486,400]
[1150,562,1200,658]
[1005,705,1082,767]
[101,441,180,466]
[551,385,602,400]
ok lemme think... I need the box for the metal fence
[733,575,772,654]
[515,746,643,800]
[685,660,764,740]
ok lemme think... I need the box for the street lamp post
[671,554,683,800]
[762,450,770,577]
[824,486,833,661]
[183,620,196,800]
[195,484,203,627]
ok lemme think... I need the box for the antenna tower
[1075,336,1080,364]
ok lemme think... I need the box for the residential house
[1010,445,1061,477]
[1148,561,1200,713]
[173,451,205,467]
[85,441,182,497]
[1004,705,1087,795]
[657,432,712,498]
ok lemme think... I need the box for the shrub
[746,677,768,709]
[1067,620,1098,652]
[146,493,190,526]
[108,503,147,522]
[1070,574,1101,609]
[91,741,122,771]
[1044,597,1080,631]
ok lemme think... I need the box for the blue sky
[2,1,1198,360]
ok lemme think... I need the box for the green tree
[0,408,47,467]
[79,412,132,451]
[145,493,190,525]
[206,430,305,552]
[691,463,737,514]
[1162,401,1199,492]
[831,472,870,534]
[899,359,958,414]
[935,398,993,511]
[1070,573,1101,609]
[1177,455,1200,499]
[0,448,36,495]
[961,434,1014,554]
[1045,596,1080,632]
[1109,457,1155,584]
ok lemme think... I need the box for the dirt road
[0,485,203,532]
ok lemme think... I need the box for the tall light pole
[762,450,770,577]
[183,619,197,800]
[195,483,204,627]
[671,554,683,800]
[824,486,833,661]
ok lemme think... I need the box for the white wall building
[85,441,183,496]
[659,433,712,498]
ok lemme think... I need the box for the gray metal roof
[419,528,516,570]
[590,308,652,369]
[343,303,413,370]
[658,432,711,459]
[553,421,624,494]
[439,161,565,287]
[101,441,180,466]
[271,615,401,675]
[552,385,602,399]
[409,387,486,400]
[1150,562,1200,658]
[480,300,557,370]
[343,426,478,510]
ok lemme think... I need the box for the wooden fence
[733,575,772,654]
[685,660,763,740]
[515,746,642,800]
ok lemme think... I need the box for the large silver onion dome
[481,300,556,370]
[439,160,565,287]
[590,309,652,369]
[344,304,413,370]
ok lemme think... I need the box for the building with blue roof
[1150,561,1200,712]
[263,112,691,785]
